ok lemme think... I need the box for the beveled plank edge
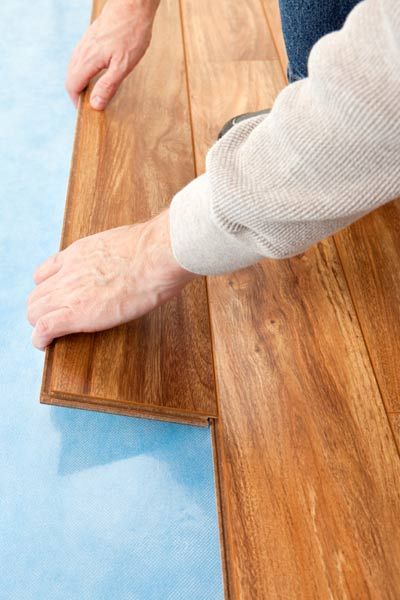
[49,385,218,417]
[210,420,232,600]
[177,0,221,421]
[39,89,89,406]
[332,217,400,453]
[334,236,400,457]
[389,414,400,450]
[177,2,229,584]
[41,387,217,420]
[41,390,212,427]
[259,0,287,79]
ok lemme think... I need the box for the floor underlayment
[0,1,223,598]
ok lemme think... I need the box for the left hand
[27,210,194,350]
[66,0,160,110]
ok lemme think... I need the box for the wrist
[141,210,196,288]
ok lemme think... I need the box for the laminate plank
[182,0,277,63]
[210,247,400,598]
[390,414,400,449]
[260,0,288,72]
[180,0,400,596]
[40,0,217,424]
[335,202,400,411]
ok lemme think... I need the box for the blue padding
[0,1,223,598]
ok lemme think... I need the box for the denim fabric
[279,0,363,81]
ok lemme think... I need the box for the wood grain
[390,414,400,449]
[261,0,288,72]
[335,202,400,411]
[40,0,217,424]
[180,0,400,596]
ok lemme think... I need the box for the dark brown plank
[40,0,217,424]
[180,0,400,596]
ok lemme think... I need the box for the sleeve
[169,0,400,276]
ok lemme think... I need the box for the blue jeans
[279,0,362,82]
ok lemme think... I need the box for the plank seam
[177,0,220,420]
[334,237,400,458]
[177,1,232,594]
[257,0,287,81]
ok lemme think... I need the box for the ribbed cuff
[169,174,263,276]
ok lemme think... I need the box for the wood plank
[390,414,400,449]
[335,202,400,411]
[180,0,400,596]
[265,0,400,419]
[40,0,217,424]
[261,0,288,72]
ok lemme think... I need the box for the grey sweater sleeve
[169,0,400,276]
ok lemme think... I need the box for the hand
[27,211,195,350]
[66,0,160,110]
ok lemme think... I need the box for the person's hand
[66,0,160,111]
[27,211,195,350]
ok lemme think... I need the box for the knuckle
[113,55,129,74]
[98,78,117,93]
[36,318,49,335]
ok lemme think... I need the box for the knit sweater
[169,0,400,275]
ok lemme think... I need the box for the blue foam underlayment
[0,1,223,598]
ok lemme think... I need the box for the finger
[90,60,127,110]
[33,252,63,285]
[28,270,65,306]
[65,49,103,107]
[27,291,64,327]
[32,307,77,350]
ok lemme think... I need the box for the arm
[170,0,400,274]
[66,0,160,110]
[28,0,400,348]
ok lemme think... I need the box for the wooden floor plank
[180,0,400,596]
[40,0,217,424]
[335,202,400,412]
[260,0,288,72]
[390,414,400,449]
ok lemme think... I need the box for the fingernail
[91,96,104,110]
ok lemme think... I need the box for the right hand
[66,0,160,111]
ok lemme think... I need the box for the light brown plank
[40,0,217,424]
[390,414,400,449]
[266,0,400,417]
[261,0,288,72]
[335,202,400,412]
[180,0,400,596]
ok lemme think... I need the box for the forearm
[170,0,400,275]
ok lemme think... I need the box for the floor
[0,2,223,598]
[202,2,400,597]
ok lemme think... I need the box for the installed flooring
[43,0,400,598]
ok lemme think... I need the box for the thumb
[90,60,127,110]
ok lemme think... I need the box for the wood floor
[41,0,400,597]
